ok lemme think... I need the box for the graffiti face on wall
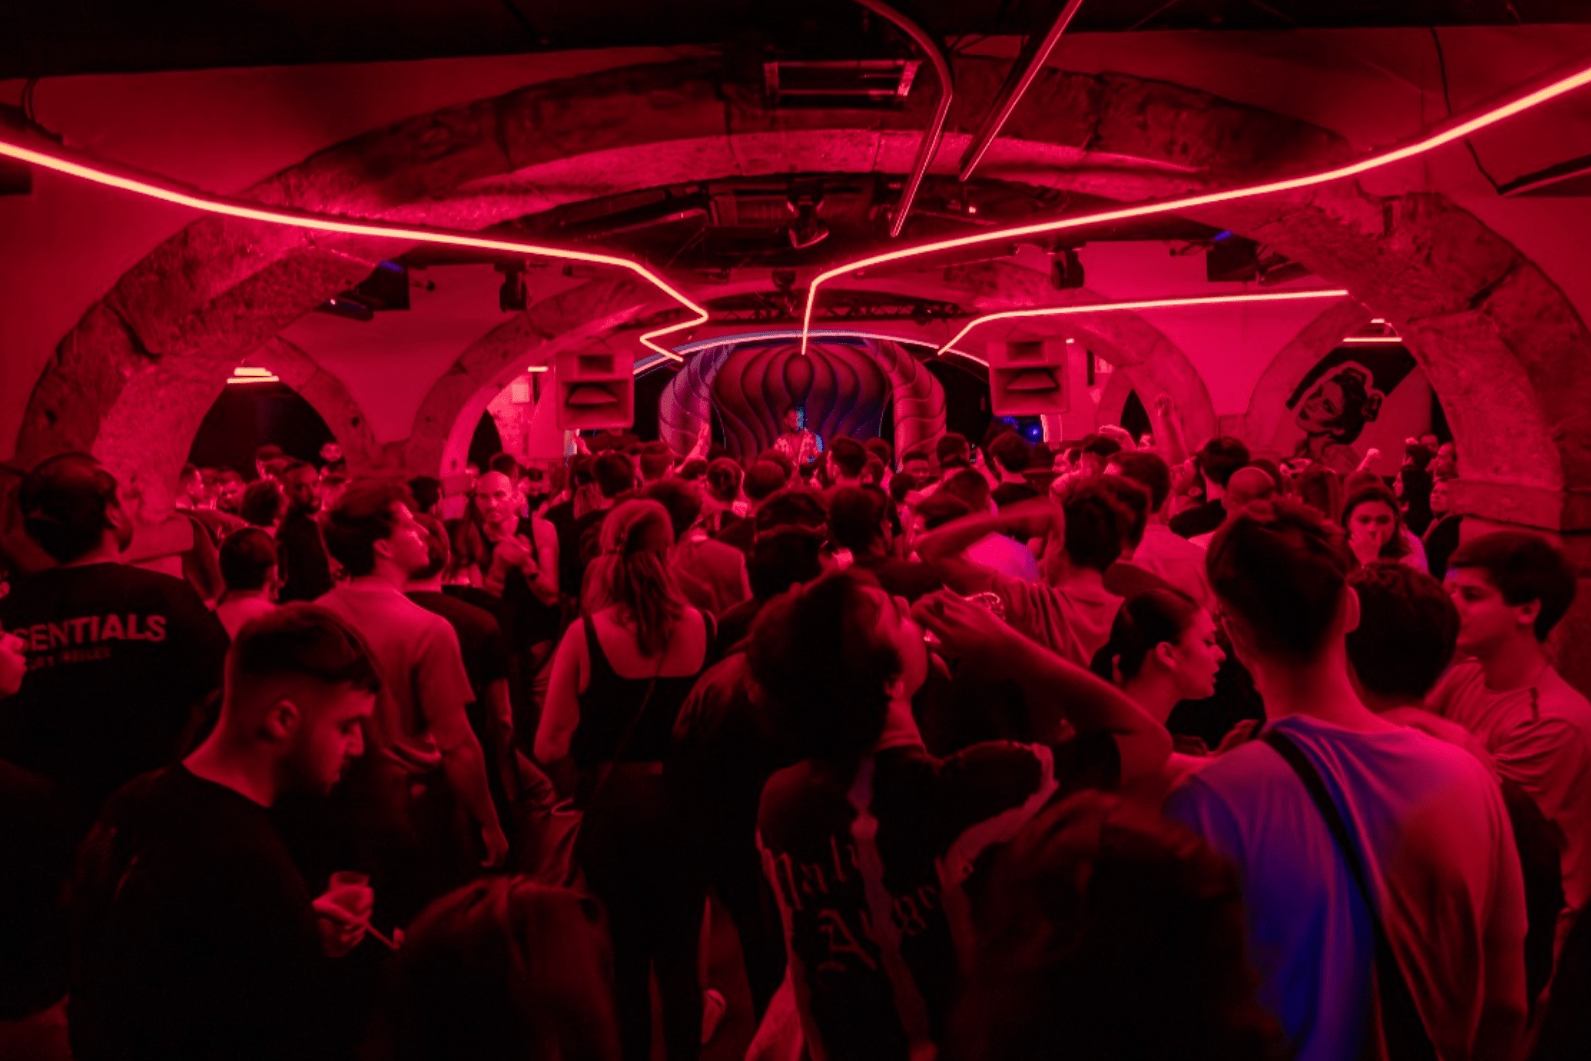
[1278,346,1419,475]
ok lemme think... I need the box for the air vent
[764,59,920,109]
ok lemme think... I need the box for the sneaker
[701,988,727,1045]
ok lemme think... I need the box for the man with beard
[275,460,334,603]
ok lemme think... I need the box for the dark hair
[179,464,201,483]
[989,432,1033,474]
[1097,475,1150,549]
[827,437,868,480]
[1090,590,1202,684]
[412,513,452,581]
[755,488,829,536]
[641,479,701,541]
[705,458,743,505]
[862,456,887,487]
[592,453,635,499]
[1207,500,1354,663]
[1347,564,1458,701]
[827,486,887,553]
[488,453,521,480]
[864,437,893,468]
[1295,465,1344,523]
[227,603,381,697]
[888,471,919,506]
[239,479,285,528]
[586,500,686,655]
[280,459,315,480]
[902,447,933,469]
[1448,531,1578,641]
[936,433,970,465]
[254,444,285,464]
[218,527,278,592]
[323,479,411,577]
[1062,479,1133,573]
[743,460,787,503]
[1109,451,1172,513]
[1080,434,1123,461]
[1196,437,1251,490]
[757,448,796,482]
[748,570,900,771]
[368,878,619,1061]
[916,491,973,531]
[1341,483,1410,561]
[942,468,991,513]
[638,442,674,482]
[19,453,120,563]
[949,792,1280,1061]
[747,528,826,600]
[408,476,443,515]
[678,459,708,481]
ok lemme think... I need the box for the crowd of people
[0,408,1588,1061]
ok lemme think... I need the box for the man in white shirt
[319,480,508,892]
[1428,531,1591,957]
[1166,501,1526,1061]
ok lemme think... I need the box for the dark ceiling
[4,0,1586,79]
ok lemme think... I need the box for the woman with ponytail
[1090,589,1224,798]
[535,499,715,1061]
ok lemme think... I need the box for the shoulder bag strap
[1262,729,1438,1061]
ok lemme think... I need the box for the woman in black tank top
[536,499,715,1061]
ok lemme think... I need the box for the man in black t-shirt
[1168,436,1250,539]
[748,574,1165,1059]
[988,432,1041,510]
[275,460,334,603]
[0,454,229,820]
[828,486,942,602]
[70,605,382,1061]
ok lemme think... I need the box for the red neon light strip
[0,135,702,362]
[935,288,1351,353]
[801,58,1591,353]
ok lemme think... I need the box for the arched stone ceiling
[15,56,1590,527]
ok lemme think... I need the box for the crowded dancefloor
[6,3,1591,1059]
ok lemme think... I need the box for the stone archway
[406,275,658,477]
[15,56,1589,534]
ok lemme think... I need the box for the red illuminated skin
[1346,498,1398,567]
[0,627,26,698]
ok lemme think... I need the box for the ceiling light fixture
[799,57,1591,353]
[1341,335,1406,344]
[227,366,281,384]
[935,288,1351,354]
[0,133,702,362]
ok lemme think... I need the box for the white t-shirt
[964,533,1041,583]
[1131,523,1212,606]
[1428,661,1591,942]
[1166,715,1525,1061]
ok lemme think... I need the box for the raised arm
[1151,393,1189,468]
[912,592,1172,787]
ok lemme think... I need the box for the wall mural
[1271,345,1427,474]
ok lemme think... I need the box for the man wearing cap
[0,454,230,823]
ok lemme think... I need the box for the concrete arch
[407,275,658,477]
[14,56,1588,530]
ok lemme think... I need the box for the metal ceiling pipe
[957,0,1087,182]
[854,0,953,238]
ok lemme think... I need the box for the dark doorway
[188,382,336,477]
[1122,391,1153,442]
[467,411,504,470]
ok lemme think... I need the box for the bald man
[70,606,382,1061]
[1189,466,1277,550]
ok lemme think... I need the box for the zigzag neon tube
[935,288,1352,353]
[0,135,704,362]
[801,57,1591,353]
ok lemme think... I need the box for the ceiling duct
[763,59,920,108]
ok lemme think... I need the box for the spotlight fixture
[227,366,281,385]
[499,265,527,312]
[786,188,830,250]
